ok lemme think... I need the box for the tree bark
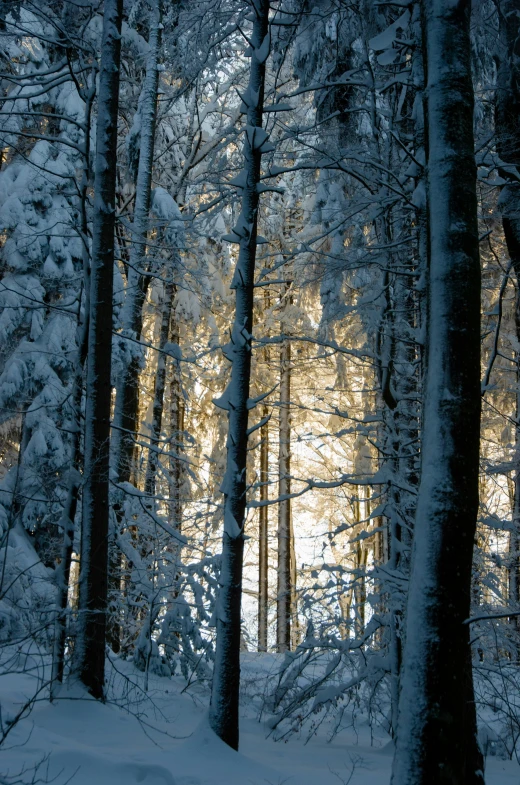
[511,282,520,645]
[495,0,520,648]
[144,280,175,500]
[52,325,86,693]
[209,0,270,750]
[111,4,162,481]
[391,1,483,782]
[52,75,95,693]
[76,0,123,700]
[258,405,269,652]
[109,6,162,652]
[168,315,184,534]
[52,307,88,691]
[277,327,291,652]
[289,508,299,649]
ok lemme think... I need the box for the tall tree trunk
[277,326,291,652]
[112,5,162,484]
[495,0,520,282]
[109,7,162,652]
[52,305,89,691]
[144,280,175,500]
[131,281,177,674]
[168,315,184,535]
[330,519,352,640]
[52,77,95,693]
[289,509,299,649]
[391,1,483,782]
[367,3,427,736]
[76,0,123,700]
[209,0,270,750]
[52,318,87,693]
[511,283,520,646]
[258,405,269,652]
[258,281,271,652]
[165,312,185,620]
[495,0,520,648]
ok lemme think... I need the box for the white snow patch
[0,655,517,785]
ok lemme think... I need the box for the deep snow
[1,653,518,785]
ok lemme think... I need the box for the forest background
[0,0,519,783]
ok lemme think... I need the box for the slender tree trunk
[376,264,406,736]
[132,279,177,672]
[510,285,520,647]
[330,522,352,640]
[76,0,123,700]
[495,0,520,283]
[168,315,184,535]
[166,313,185,615]
[353,544,367,640]
[386,278,417,734]
[112,6,162,484]
[52,308,88,692]
[109,7,162,652]
[350,490,368,643]
[277,329,291,652]
[258,282,271,652]
[51,79,95,693]
[209,0,270,750]
[495,0,520,648]
[391,2,483,783]
[289,510,299,649]
[144,280,175,499]
[258,405,269,652]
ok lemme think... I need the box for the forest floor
[1,652,519,785]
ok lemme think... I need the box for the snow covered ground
[1,653,518,785]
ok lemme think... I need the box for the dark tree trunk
[52,76,95,693]
[76,0,123,700]
[258,405,269,652]
[289,508,299,649]
[112,6,162,484]
[511,282,520,644]
[495,0,520,647]
[391,1,483,782]
[208,0,270,750]
[144,280,175,500]
[52,309,88,692]
[109,7,162,652]
[277,333,291,652]
[168,315,184,534]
